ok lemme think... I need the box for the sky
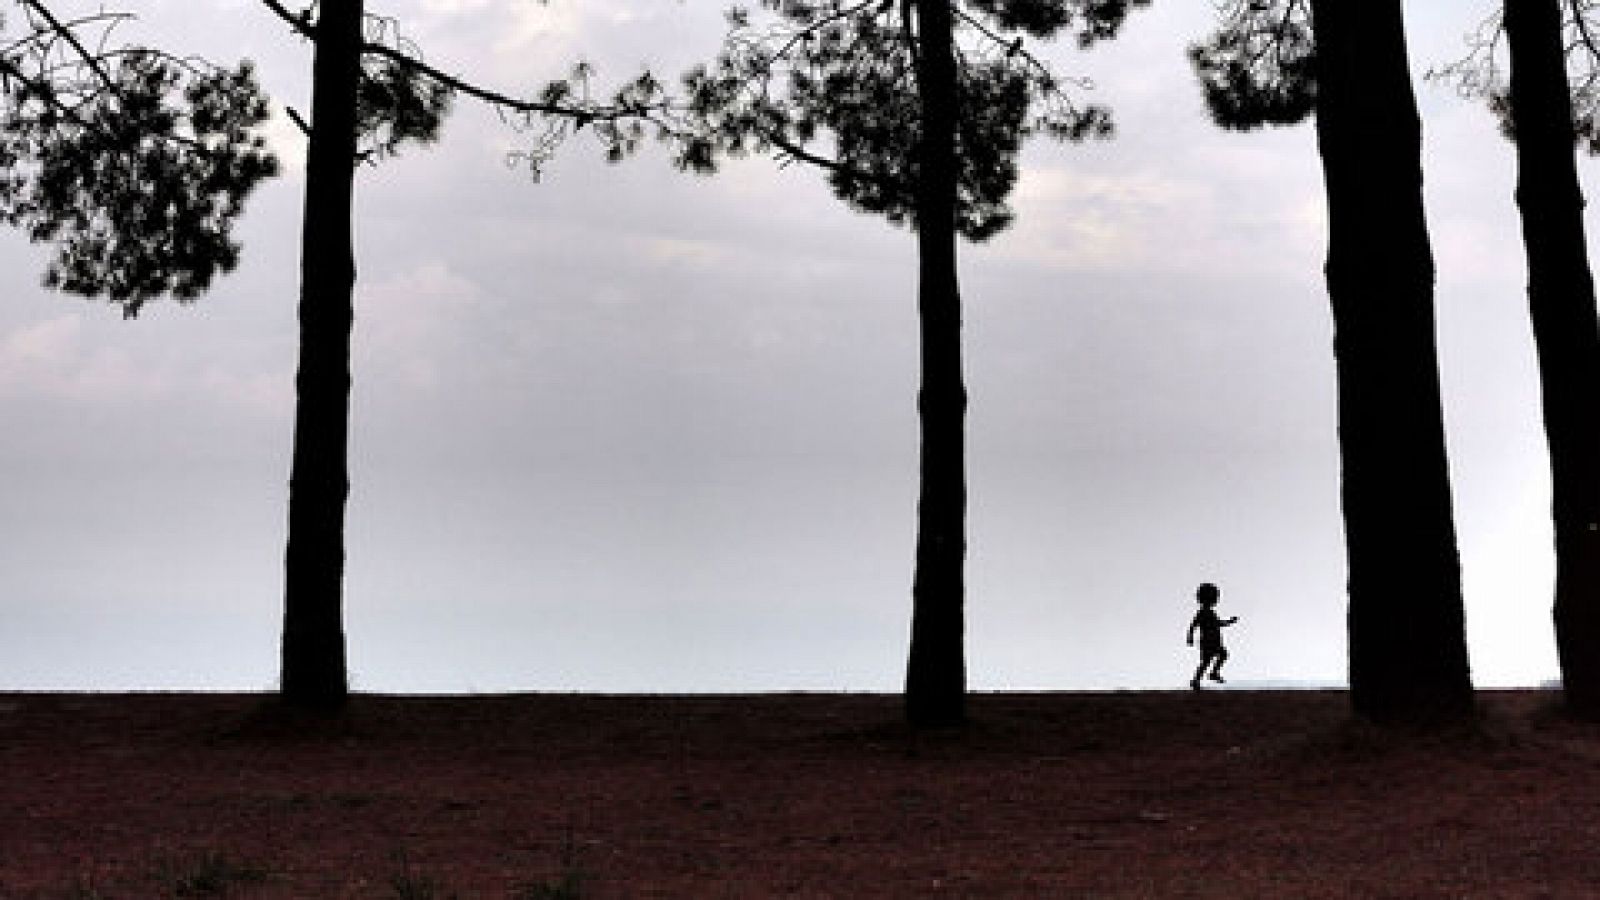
[0,0,1573,693]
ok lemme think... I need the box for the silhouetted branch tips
[1188,0,1316,131]
[287,105,311,137]
[1427,11,1517,143]
[355,54,452,161]
[257,0,676,179]
[0,6,279,314]
[1430,0,1600,156]
[678,0,1136,242]
[966,0,1149,46]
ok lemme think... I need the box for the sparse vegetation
[515,829,588,900]
[152,850,268,897]
[16,692,1600,896]
[388,849,457,900]
[516,870,585,900]
[62,876,105,900]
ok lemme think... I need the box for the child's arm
[1186,614,1199,645]
[1222,616,1239,627]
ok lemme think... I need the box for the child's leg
[1208,646,1229,681]
[1191,653,1212,689]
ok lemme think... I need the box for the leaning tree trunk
[903,0,969,728]
[280,0,363,710]
[1505,0,1600,719]
[1309,0,1475,723]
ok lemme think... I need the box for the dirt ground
[3,689,1600,898]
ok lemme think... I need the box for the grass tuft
[515,870,586,900]
[515,826,589,900]
[152,849,268,897]
[62,875,106,900]
[389,849,457,900]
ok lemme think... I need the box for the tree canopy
[1430,0,1600,154]
[1188,0,1314,131]
[0,2,278,314]
[678,0,1146,241]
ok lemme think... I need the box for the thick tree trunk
[279,0,363,710]
[904,0,968,728]
[1309,0,1474,723]
[1505,0,1600,719]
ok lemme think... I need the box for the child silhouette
[1186,582,1238,691]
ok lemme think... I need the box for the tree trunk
[1309,0,1474,723]
[1505,0,1600,719]
[279,0,363,710]
[903,0,968,728]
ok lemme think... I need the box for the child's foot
[1189,678,1201,691]
[1208,673,1226,683]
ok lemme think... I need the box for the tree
[1505,0,1600,720]
[1192,0,1475,723]
[0,1,276,314]
[276,0,365,710]
[259,0,666,708]
[906,0,968,730]
[1431,0,1600,719]
[679,0,1146,726]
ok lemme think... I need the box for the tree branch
[18,0,120,95]
[765,125,900,190]
[256,0,666,124]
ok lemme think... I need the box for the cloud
[418,0,497,13]
[355,261,488,390]
[489,6,585,58]
[975,114,1331,279]
[199,367,294,420]
[989,167,1225,272]
[406,1,589,67]
[641,235,733,270]
[0,310,297,425]
[0,315,165,401]
[0,315,79,373]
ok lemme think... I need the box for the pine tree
[259,0,667,708]
[1432,0,1600,719]
[1192,0,1475,723]
[679,0,1148,726]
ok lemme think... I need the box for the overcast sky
[0,0,1573,693]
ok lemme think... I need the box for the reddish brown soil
[4,690,1600,897]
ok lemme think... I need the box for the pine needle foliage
[0,2,278,315]
[1187,0,1315,131]
[1429,0,1600,156]
[679,0,1147,242]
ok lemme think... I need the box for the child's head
[1196,582,1220,607]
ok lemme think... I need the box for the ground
[4,690,1600,897]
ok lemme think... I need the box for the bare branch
[17,0,119,94]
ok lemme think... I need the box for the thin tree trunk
[1505,0,1600,719]
[1309,0,1474,723]
[904,0,968,728]
[280,0,362,709]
